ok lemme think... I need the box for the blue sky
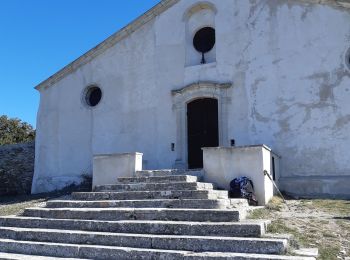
[0,0,160,127]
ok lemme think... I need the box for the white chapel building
[32,0,350,199]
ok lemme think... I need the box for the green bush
[0,115,35,145]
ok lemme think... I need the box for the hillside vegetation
[0,115,35,145]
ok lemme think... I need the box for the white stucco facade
[32,0,350,198]
[202,145,278,205]
[92,153,143,189]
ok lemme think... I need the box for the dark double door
[187,98,219,169]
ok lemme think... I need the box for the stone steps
[0,217,266,237]
[117,175,198,183]
[136,169,196,177]
[45,198,248,209]
[0,168,316,259]
[0,239,315,259]
[0,227,287,254]
[22,207,244,222]
[94,182,213,192]
[0,252,88,260]
[72,189,229,200]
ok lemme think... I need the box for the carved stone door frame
[171,81,232,169]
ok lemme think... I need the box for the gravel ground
[0,193,69,216]
[248,197,350,260]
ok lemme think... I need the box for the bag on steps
[229,177,258,206]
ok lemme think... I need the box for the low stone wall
[0,142,35,196]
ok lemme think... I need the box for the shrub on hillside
[0,115,35,145]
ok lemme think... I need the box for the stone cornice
[171,81,232,96]
[35,0,180,91]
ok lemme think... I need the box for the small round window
[85,86,102,107]
[193,27,216,64]
[193,27,216,54]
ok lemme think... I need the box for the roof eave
[35,0,180,92]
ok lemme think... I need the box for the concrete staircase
[0,170,315,259]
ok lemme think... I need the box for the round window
[85,86,102,107]
[193,27,216,54]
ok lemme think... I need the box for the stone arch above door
[171,81,232,169]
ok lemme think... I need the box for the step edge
[0,216,267,225]
[0,238,312,259]
[0,226,278,242]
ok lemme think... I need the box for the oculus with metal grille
[193,27,216,64]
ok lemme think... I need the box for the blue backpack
[229,177,258,206]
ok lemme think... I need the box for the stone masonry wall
[0,142,35,196]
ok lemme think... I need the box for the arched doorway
[187,98,219,169]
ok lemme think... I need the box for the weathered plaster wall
[227,0,350,198]
[33,0,350,198]
[0,142,35,196]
